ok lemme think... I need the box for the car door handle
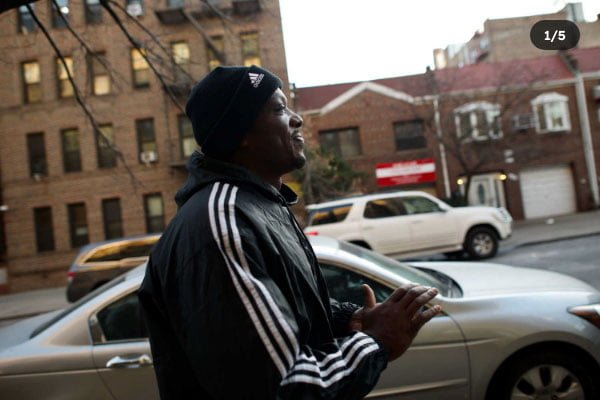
[362,225,374,230]
[106,354,153,369]
[411,220,423,224]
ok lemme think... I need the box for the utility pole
[561,52,599,208]
[433,96,451,198]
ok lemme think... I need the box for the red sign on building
[376,158,436,187]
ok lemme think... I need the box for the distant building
[295,48,600,225]
[434,3,600,69]
[0,0,289,293]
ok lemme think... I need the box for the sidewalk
[1,209,599,323]
[501,209,600,250]
[0,286,68,323]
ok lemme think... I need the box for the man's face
[244,88,306,174]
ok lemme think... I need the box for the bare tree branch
[197,0,239,42]
[50,0,127,91]
[26,4,141,189]
[107,0,194,83]
[182,7,226,64]
[429,64,552,202]
[100,0,186,113]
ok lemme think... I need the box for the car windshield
[29,276,126,338]
[338,241,441,287]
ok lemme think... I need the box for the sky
[278,0,599,88]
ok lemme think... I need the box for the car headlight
[493,208,512,223]
[569,304,600,329]
[499,207,512,221]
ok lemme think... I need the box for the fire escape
[154,0,261,168]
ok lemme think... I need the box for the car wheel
[487,350,598,400]
[465,227,498,259]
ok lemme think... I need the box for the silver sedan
[1,236,599,399]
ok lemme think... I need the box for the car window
[96,292,148,342]
[308,204,352,226]
[364,197,407,219]
[30,276,127,338]
[85,240,157,262]
[320,262,393,304]
[401,196,442,214]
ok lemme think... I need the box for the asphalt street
[493,234,600,290]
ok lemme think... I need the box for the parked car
[66,234,161,302]
[1,236,598,400]
[304,190,513,260]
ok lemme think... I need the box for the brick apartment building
[0,0,289,293]
[294,47,600,224]
[433,3,600,69]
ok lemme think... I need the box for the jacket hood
[175,152,298,208]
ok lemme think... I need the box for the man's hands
[349,283,441,361]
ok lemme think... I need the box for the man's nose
[290,111,303,128]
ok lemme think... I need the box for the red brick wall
[302,89,443,195]
[0,0,288,293]
[299,81,596,220]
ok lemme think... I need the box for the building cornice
[319,81,415,115]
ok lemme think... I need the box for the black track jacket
[138,153,388,399]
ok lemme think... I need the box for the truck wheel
[465,227,498,259]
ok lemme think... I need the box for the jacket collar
[176,152,299,208]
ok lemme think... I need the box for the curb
[500,231,600,253]
[0,310,52,323]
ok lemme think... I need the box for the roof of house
[294,47,600,112]
[570,46,600,72]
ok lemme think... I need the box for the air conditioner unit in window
[140,150,158,164]
[511,114,535,131]
[126,3,143,16]
[593,85,600,100]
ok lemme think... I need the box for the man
[138,65,441,399]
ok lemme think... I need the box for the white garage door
[520,165,577,219]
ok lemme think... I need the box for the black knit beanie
[185,65,282,157]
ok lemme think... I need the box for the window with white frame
[531,93,570,133]
[454,102,502,140]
